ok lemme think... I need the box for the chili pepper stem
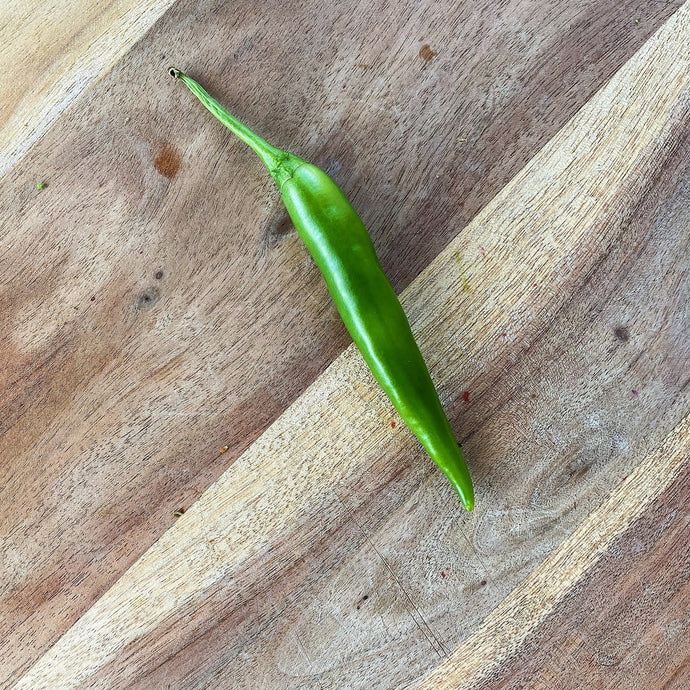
[169,68,303,187]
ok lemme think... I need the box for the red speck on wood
[461,391,470,403]
[441,571,446,578]
[479,247,486,257]
[391,420,396,428]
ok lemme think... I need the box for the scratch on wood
[333,490,450,659]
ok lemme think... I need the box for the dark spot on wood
[273,215,293,238]
[362,594,368,600]
[154,145,181,179]
[613,326,630,342]
[568,461,592,482]
[155,270,164,280]
[480,579,487,587]
[90,296,95,302]
[137,288,159,309]
[258,212,294,256]
[419,44,438,62]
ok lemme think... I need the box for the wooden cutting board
[2,1,689,687]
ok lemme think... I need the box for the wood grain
[4,1,682,685]
[9,3,690,687]
[0,0,178,178]
[483,457,690,689]
[414,416,690,689]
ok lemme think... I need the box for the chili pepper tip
[169,67,182,79]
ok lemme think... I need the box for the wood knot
[613,325,630,342]
[137,288,159,309]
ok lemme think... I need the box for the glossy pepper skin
[170,69,474,510]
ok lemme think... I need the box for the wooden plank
[11,3,690,687]
[3,1,680,684]
[479,463,690,689]
[0,0,178,178]
[413,416,690,689]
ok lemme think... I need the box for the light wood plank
[13,3,690,687]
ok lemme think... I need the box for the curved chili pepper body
[170,69,474,510]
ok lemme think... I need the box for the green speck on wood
[454,251,472,293]
[37,181,46,189]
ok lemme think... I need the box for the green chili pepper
[169,69,474,510]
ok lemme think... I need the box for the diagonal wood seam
[412,414,690,689]
[14,2,690,687]
[0,0,178,180]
